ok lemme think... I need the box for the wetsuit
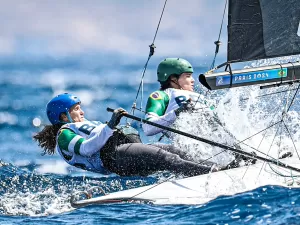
[56,120,215,177]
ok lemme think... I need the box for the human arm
[57,124,114,157]
[142,91,177,136]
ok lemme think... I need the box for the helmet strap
[170,78,184,90]
[66,110,74,123]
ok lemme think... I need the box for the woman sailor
[33,93,221,177]
[142,58,197,136]
[142,58,257,167]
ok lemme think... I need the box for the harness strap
[100,127,142,171]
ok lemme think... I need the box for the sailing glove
[233,151,257,166]
[244,151,257,165]
[175,99,194,116]
[107,108,127,129]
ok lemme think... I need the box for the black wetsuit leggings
[101,143,215,177]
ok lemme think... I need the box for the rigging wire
[210,0,227,70]
[283,121,300,160]
[282,83,300,159]
[256,125,281,181]
[241,90,288,178]
[214,67,300,184]
[129,0,168,120]
[243,81,300,179]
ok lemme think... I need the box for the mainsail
[200,0,300,90]
[228,0,300,63]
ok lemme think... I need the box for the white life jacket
[56,121,110,174]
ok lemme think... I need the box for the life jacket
[57,121,141,173]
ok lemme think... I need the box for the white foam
[36,160,70,175]
[172,83,300,166]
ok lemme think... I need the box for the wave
[0,160,160,216]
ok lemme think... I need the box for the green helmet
[157,58,194,82]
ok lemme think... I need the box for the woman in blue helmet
[33,93,221,177]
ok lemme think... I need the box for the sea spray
[172,84,300,165]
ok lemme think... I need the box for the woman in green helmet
[143,58,199,136]
[142,58,257,168]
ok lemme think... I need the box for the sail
[199,0,300,90]
[228,0,300,62]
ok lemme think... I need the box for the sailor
[33,93,222,177]
[142,58,197,136]
[142,58,257,167]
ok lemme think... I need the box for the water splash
[172,82,300,165]
[0,160,157,216]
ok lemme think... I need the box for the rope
[268,162,300,178]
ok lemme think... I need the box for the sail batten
[228,0,300,63]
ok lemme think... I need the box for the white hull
[71,158,300,207]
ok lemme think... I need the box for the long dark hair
[159,74,180,90]
[33,124,63,155]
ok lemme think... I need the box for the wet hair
[159,74,180,90]
[33,113,67,155]
[33,124,64,155]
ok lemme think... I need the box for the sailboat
[70,0,300,207]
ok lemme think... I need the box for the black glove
[244,151,257,165]
[175,99,194,116]
[224,151,257,170]
[107,108,127,129]
[233,151,257,166]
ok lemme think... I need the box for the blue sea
[1,57,300,225]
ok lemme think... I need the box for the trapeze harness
[99,125,143,172]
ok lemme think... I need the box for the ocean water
[0,60,300,225]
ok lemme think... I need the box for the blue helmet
[46,93,81,125]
